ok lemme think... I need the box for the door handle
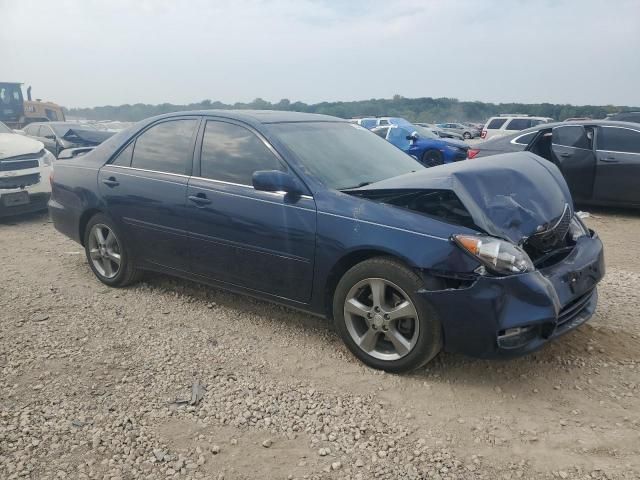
[102,176,119,187]
[600,156,619,163]
[188,193,212,206]
[559,152,572,158]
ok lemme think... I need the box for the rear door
[593,125,640,205]
[186,119,317,303]
[550,125,597,202]
[98,117,199,271]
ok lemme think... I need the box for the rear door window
[597,127,640,154]
[505,118,531,130]
[130,119,197,175]
[553,126,592,149]
[199,121,285,186]
[487,118,507,129]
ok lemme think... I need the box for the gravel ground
[1,209,639,480]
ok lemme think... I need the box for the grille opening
[523,205,576,267]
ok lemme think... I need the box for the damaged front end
[348,152,605,358]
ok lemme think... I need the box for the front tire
[463,131,472,139]
[83,213,141,287]
[422,149,444,167]
[333,257,442,373]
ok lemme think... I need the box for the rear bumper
[424,232,605,358]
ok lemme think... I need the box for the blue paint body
[49,110,605,359]
[379,123,469,164]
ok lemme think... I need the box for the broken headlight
[568,215,588,241]
[453,234,534,275]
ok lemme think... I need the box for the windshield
[269,122,423,190]
[0,84,22,105]
[0,122,12,134]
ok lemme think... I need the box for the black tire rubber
[422,149,444,167]
[332,257,442,373]
[463,132,472,139]
[83,213,142,287]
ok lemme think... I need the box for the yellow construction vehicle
[0,82,66,129]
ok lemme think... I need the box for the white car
[481,115,553,140]
[0,121,54,217]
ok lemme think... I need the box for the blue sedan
[49,110,604,372]
[372,123,469,167]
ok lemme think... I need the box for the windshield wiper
[340,181,373,191]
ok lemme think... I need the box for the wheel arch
[78,208,104,246]
[323,248,417,319]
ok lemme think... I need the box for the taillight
[480,130,487,139]
[467,149,480,159]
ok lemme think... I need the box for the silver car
[436,122,480,139]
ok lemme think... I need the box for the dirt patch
[0,211,639,479]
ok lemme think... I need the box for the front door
[550,125,597,203]
[37,125,59,155]
[98,117,199,271]
[593,125,640,205]
[186,119,317,303]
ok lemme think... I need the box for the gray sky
[3,0,640,108]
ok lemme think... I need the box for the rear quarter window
[512,131,537,145]
[487,118,507,129]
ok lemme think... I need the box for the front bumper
[423,232,605,358]
[0,167,52,218]
[0,191,50,217]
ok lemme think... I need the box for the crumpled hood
[62,128,115,145]
[355,152,573,244]
[0,133,44,159]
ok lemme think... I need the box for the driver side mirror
[406,131,419,142]
[252,170,305,196]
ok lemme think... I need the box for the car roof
[153,109,342,125]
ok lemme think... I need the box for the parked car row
[19,121,114,157]
[468,120,640,208]
[46,110,605,372]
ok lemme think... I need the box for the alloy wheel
[343,278,419,361]
[88,224,122,279]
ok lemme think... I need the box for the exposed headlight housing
[568,215,588,241]
[41,150,55,166]
[453,234,535,275]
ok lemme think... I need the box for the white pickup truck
[0,121,54,217]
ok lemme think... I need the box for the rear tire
[83,213,142,287]
[422,149,444,167]
[333,257,442,373]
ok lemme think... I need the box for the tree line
[66,95,638,123]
